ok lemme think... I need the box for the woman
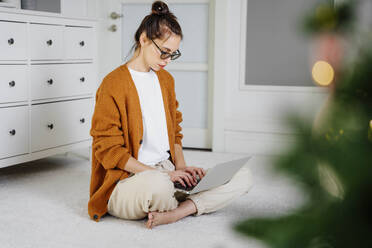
[88,1,253,229]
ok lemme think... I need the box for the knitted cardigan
[88,62,183,222]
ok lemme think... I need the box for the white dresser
[0,8,98,168]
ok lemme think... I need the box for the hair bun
[151,1,169,16]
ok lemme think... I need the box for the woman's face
[140,32,181,71]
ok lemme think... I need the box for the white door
[97,0,214,149]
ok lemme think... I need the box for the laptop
[174,156,251,195]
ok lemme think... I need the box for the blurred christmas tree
[234,0,372,247]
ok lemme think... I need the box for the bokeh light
[312,60,335,86]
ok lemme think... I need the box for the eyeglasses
[151,39,181,60]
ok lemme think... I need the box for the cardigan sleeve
[90,86,131,171]
[168,72,183,146]
[175,97,183,146]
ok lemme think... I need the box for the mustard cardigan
[88,62,183,222]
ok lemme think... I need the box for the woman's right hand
[166,170,197,188]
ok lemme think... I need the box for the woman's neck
[127,52,151,72]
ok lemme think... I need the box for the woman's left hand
[181,166,206,181]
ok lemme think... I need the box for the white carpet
[0,149,306,248]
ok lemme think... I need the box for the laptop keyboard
[174,175,201,191]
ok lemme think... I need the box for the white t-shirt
[128,67,170,166]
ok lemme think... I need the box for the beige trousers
[107,159,253,220]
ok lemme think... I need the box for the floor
[0,148,306,248]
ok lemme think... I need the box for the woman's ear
[139,32,149,47]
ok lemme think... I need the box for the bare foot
[145,211,176,229]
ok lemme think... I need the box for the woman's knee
[136,169,177,211]
[232,166,254,193]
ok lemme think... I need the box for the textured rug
[0,149,306,248]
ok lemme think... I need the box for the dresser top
[0,6,98,22]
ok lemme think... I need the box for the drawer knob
[9,129,16,136]
[8,38,15,45]
[80,77,85,82]
[80,118,85,123]
[46,39,53,46]
[9,81,16,87]
[79,41,85,47]
[47,79,54,85]
[47,123,54,130]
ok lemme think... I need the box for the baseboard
[224,130,298,156]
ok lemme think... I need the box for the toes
[146,212,154,229]
[146,220,152,229]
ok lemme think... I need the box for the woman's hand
[180,166,206,181]
[166,170,197,188]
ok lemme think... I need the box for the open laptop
[174,156,251,195]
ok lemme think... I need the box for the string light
[312,60,335,86]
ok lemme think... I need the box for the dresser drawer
[0,21,27,60]
[0,105,29,159]
[64,26,94,60]
[30,24,63,60]
[30,63,96,100]
[0,65,28,104]
[31,98,93,152]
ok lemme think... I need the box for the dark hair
[125,1,183,61]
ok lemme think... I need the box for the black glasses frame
[151,39,181,60]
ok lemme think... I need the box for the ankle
[167,210,180,223]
